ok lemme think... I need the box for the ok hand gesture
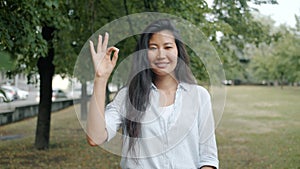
[89,33,119,80]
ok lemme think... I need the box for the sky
[206,0,300,28]
[249,0,300,28]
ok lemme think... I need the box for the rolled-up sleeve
[198,88,219,169]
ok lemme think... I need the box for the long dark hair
[124,19,196,154]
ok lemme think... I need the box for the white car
[0,88,14,102]
[15,87,29,100]
[1,85,29,100]
[0,92,5,102]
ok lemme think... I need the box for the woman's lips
[154,62,169,68]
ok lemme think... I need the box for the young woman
[87,19,219,169]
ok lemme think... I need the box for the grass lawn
[0,86,299,168]
[217,86,300,169]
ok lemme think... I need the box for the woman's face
[147,30,178,77]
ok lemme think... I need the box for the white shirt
[104,82,219,169]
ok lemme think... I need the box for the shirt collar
[151,82,190,91]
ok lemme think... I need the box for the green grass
[217,86,300,169]
[0,106,121,169]
[0,86,299,168]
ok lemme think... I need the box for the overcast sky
[206,0,300,28]
[249,0,300,28]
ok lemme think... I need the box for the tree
[209,0,279,82]
[272,27,300,87]
[0,0,74,149]
[0,0,279,150]
[249,42,275,84]
[249,18,300,87]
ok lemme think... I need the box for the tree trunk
[280,72,284,90]
[35,26,55,150]
[80,82,87,120]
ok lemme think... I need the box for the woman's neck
[154,74,178,107]
[154,74,178,91]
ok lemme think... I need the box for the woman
[87,19,219,169]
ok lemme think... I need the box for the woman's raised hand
[89,33,119,80]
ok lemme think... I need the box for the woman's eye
[149,47,157,50]
[165,46,172,49]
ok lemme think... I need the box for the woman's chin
[152,69,175,77]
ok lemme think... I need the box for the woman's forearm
[86,78,108,146]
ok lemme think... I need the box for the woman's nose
[157,49,166,59]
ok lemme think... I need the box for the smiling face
[147,30,178,77]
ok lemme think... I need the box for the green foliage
[0,51,14,70]
[0,0,281,84]
[209,0,279,81]
[0,1,45,74]
[249,24,300,84]
[249,43,274,82]
[0,0,72,78]
[272,30,300,83]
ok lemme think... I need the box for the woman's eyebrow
[164,42,174,45]
[148,43,158,46]
[149,42,174,46]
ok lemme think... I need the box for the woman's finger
[97,35,103,53]
[106,47,119,59]
[102,32,109,51]
[111,48,119,66]
[89,40,96,56]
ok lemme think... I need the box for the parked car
[0,91,7,102]
[52,88,67,101]
[222,80,233,86]
[13,86,29,100]
[1,85,29,100]
[0,86,17,101]
[36,88,68,102]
